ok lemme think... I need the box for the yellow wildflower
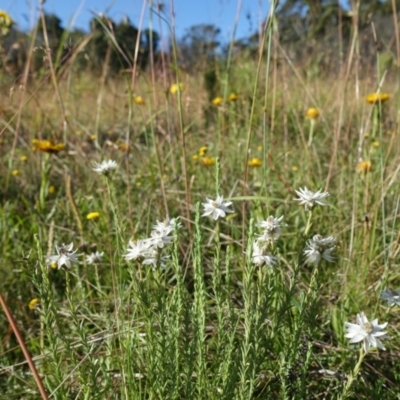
[136,181,142,187]
[257,145,263,152]
[305,108,320,119]
[366,93,390,104]
[134,96,145,105]
[357,160,372,173]
[117,141,130,152]
[192,154,199,161]
[212,97,223,106]
[0,10,13,36]
[32,139,65,153]
[28,298,40,310]
[372,141,380,148]
[247,157,262,167]
[292,166,299,172]
[199,146,208,157]
[87,212,100,220]
[12,169,19,176]
[200,156,216,166]
[170,83,185,94]
[48,185,56,194]
[90,134,96,141]
[228,93,239,102]
[20,155,28,162]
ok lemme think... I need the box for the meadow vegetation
[1,1,400,399]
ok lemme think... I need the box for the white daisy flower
[380,289,400,307]
[152,217,181,232]
[86,251,104,265]
[46,243,80,269]
[142,253,170,269]
[251,241,278,267]
[294,187,329,211]
[149,225,174,249]
[345,312,388,352]
[92,160,118,175]
[304,234,336,265]
[257,215,285,243]
[202,195,233,220]
[124,239,153,261]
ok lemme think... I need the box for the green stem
[341,347,365,399]
[371,105,379,140]
[304,211,313,236]
[307,119,315,147]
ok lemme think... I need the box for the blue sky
[5,0,271,43]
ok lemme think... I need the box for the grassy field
[2,5,400,399]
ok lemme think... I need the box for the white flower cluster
[86,251,104,265]
[304,234,336,265]
[124,217,180,268]
[251,216,284,267]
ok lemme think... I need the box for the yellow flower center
[364,322,373,334]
